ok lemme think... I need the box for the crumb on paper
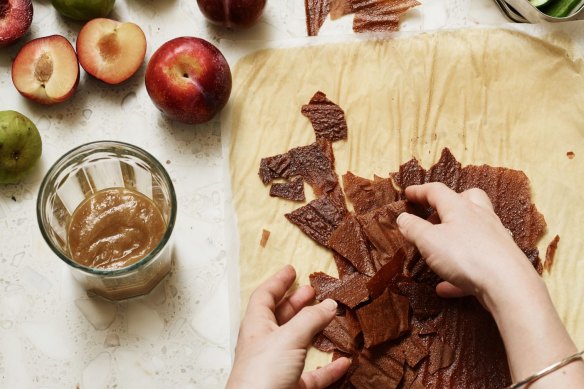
[567,151,575,159]
[544,235,560,273]
[260,229,271,248]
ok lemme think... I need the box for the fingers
[281,299,337,348]
[436,281,469,298]
[246,265,297,321]
[396,212,434,253]
[298,357,351,389]
[404,182,460,221]
[275,285,316,325]
[461,188,494,210]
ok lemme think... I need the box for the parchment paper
[222,22,584,370]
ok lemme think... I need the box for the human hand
[226,265,351,389]
[396,182,541,306]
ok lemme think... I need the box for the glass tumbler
[37,141,177,300]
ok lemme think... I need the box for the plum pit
[34,53,53,86]
[98,33,122,62]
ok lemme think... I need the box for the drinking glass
[37,141,177,300]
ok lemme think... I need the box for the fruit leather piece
[343,172,399,215]
[544,235,560,272]
[357,201,414,260]
[313,332,337,352]
[330,0,353,19]
[322,310,362,353]
[269,176,305,201]
[333,349,352,361]
[301,91,349,142]
[259,152,294,184]
[385,333,429,368]
[356,288,410,348]
[428,338,455,374]
[402,365,425,389]
[352,0,420,33]
[392,157,427,190]
[286,191,347,247]
[425,148,462,191]
[259,141,338,195]
[412,317,438,336]
[525,247,543,275]
[305,0,331,36]
[310,272,371,308]
[397,281,443,319]
[310,272,341,298]
[329,215,376,276]
[458,164,546,252]
[350,352,404,389]
[333,252,358,280]
[414,298,511,387]
[404,252,442,286]
[366,249,405,299]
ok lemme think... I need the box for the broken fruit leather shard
[258,91,547,388]
[305,0,421,36]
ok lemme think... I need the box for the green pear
[0,111,42,184]
[52,0,115,21]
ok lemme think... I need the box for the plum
[0,0,33,47]
[145,37,232,125]
[196,0,266,28]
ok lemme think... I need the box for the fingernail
[321,299,337,311]
[396,212,409,226]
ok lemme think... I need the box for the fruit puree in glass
[67,187,166,270]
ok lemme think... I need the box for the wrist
[480,259,547,316]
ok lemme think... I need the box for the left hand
[226,265,351,389]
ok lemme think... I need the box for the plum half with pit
[12,35,79,105]
[196,0,266,28]
[145,37,232,125]
[0,0,33,47]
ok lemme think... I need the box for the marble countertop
[0,1,509,388]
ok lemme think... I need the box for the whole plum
[196,0,266,29]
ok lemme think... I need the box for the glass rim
[36,140,177,277]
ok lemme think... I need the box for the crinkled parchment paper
[223,23,584,370]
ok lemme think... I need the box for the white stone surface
[0,1,508,388]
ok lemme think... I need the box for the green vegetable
[540,0,584,17]
[529,0,553,7]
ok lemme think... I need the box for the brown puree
[67,187,166,270]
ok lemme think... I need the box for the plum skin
[196,0,267,28]
[0,0,33,47]
[145,37,232,125]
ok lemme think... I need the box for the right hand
[396,182,541,306]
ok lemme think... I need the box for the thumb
[436,281,468,298]
[280,299,337,348]
[396,212,434,249]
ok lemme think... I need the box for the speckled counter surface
[0,1,506,388]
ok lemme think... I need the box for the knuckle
[429,181,448,191]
